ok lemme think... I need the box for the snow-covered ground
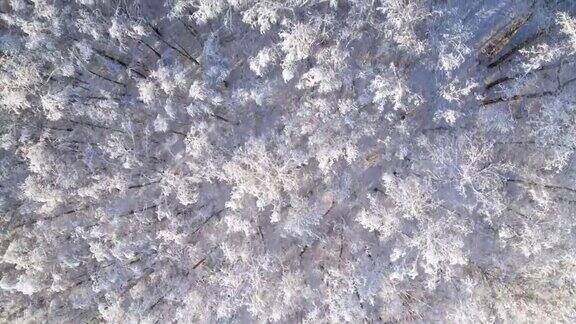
[1,0,576,322]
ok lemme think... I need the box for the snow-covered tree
[1,0,576,322]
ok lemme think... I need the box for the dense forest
[1,0,576,322]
